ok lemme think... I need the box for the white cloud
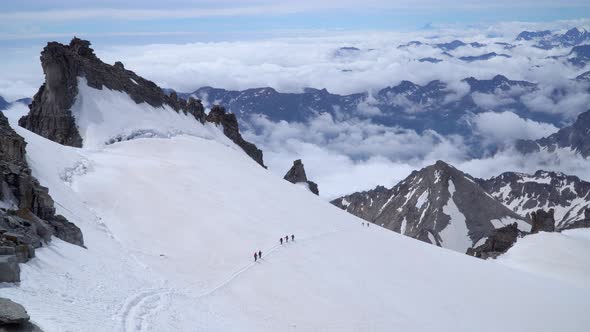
[471,111,559,144]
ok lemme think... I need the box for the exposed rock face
[478,170,590,230]
[331,160,530,254]
[1,111,84,282]
[206,106,265,167]
[0,255,20,283]
[0,297,43,331]
[515,110,590,158]
[530,209,556,234]
[283,159,319,195]
[19,38,264,167]
[467,223,521,259]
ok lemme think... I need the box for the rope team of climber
[254,234,296,262]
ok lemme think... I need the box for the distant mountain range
[516,110,590,158]
[516,27,590,49]
[177,74,579,157]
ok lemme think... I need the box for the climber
[291,234,295,242]
[285,235,289,243]
[254,252,258,262]
[280,237,283,245]
[259,250,262,259]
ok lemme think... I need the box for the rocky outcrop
[516,110,590,158]
[1,111,84,282]
[0,255,20,283]
[206,106,265,167]
[283,159,319,195]
[0,297,42,331]
[530,209,556,234]
[19,38,265,167]
[467,223,521,259]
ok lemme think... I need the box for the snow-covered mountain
[18,38,265,167]
[478,170,590,230]
[516,109,590,158]
[517,27,590,49]
[1,37,589,332]
[331,160,530,254]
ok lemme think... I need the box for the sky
[1,1,590,46]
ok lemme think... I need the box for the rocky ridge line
[18,37,264,167]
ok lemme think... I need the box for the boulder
[0,297,43,331]
[0,298,29,325]
[0,255,20,283]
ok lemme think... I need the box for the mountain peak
[17,37,265,167]
[332,161,529,254]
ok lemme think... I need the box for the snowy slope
[2,102,589,332]
[498,228,590,290]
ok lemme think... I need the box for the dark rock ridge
[467,223,522,259]
[283,160,319,195]
[206,105,264,167]
[516,30,552,41]
[575,70,590,81]
[331,160,530,254]
[515,110,590,158]
[0,97,8,111]
[1,111,83,282]
[418,57,442,63]
[458,52,511,62]
[398,40,486,51]
[478,170,590,229]
[522,28,590,49]
[18,38,264,167]
[567,45,590,67]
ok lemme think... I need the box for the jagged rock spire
[18,37,265,167]
[283,159,319,195]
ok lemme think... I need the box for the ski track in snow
[117,229,342,332]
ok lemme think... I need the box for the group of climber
[361,222,370,227]
[253,250,263,262]
[253,234,296,262]
[280,234,295,245]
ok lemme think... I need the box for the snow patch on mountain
[72,77,228,149]
[440,180,471,253]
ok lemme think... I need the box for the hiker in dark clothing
[280,238,283,245]
[258,250,262,259]
[254,252,258,262]
[291,235,295,241]
[285,236,289,243]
